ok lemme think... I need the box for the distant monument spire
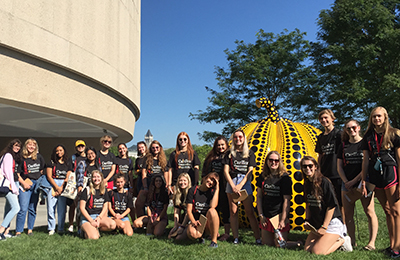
[144,129,153,148]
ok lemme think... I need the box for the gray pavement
[0,196,54,231]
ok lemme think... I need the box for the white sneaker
[340,235,353,252]
[68,225,74,232]
[4,234,13,238]
[49,230,55,236]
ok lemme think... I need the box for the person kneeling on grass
[301,156,352,255]
[133,174,169,236]
[176,172,220,248]
[80,170,116,239]
[108,174,134,236]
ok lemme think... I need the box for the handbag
[0,156,11,195]
[61,171,78,199]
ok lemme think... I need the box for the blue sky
[129,0,335,148]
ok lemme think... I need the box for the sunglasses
[179,138,187,142]
[268,159,280,164]
[103,140,112,144]
[76,145,85,148]
[302,164,314,169]
[233,136,244,139]
[152,146,160,150]
[346,126,358,132]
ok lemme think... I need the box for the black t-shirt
[315,128,342,180]
[203,154,227,188]
[337,140,363,185]
[80,188,111,215]
[19,154,46,180]
[46,160,73,180]
[115,156,133,188]
[13,161,19,181]
[134,156,146,176]
[84,162,101,186]
[148,190,169,214]
[69,154,86,172]
[185,185,215,220]
[256,173,292,218]
[109,190,134,215]
[168,151,200,186]
[361,130,400,165]
[142,158,168,178]
[97,151,116,180]
[222,150,256,179]
[305,177,342,228]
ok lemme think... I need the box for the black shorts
[369,164,398,189]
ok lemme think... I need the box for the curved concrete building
[0,1,140,155]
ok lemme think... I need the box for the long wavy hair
[0,139,22,162]
[22,138,39,160]
[89,170,106,195]
[85,146,100,168]
[146,174,168,204]
[137,141,148,157]
[203,136,229,174]
[341,119,361,142]
[301,156,324,203]
[175,132,194,164]
[365,106,400,150]
[50,144,68,164]
[172,173,192,207]
[230,129,249,158]
[261,151,286,179]
[146,140,167,172]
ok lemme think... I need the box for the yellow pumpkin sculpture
[234,97,321,230]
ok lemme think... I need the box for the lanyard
[374,132,383,154]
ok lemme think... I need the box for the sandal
[363,245,376,251]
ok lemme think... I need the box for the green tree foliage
[193,144,212,173]
[313,0,400,127]
[190,29,319,142]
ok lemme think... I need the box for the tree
[193,144,212,172]
[312,0,400,127]
[190,29,320,142]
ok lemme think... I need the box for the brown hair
[261,151,286,179]
[146,140,167,172]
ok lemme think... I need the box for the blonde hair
[230,129,249,158]
[22,138,39,160]
[172,173,192,207]
[318,109,336,122]
[366,107,400,150]
[89,170,105,195]
[99,135,113,147]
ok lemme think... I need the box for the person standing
[16,138,46,236]
[315,109,343,212]
[0,139,22,240]
[97,135,116,190]
[361,107,400,258]
[337,119,378,249]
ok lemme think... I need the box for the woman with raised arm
[337,119,378,250]
[167,132,200,193]
[16,138,46,236]
[301,156,352,255]
[361,107,400,257]
[136,141,168,217]
[46,144,72,235]
[202,136,231,241]
[80,170,116,239]
[223,129,261,245]
[181,172,220,248]
[133,174,169,236]
[0,139,21,240]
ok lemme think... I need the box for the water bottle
[274,229,287,248]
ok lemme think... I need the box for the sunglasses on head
[302,164,314,169]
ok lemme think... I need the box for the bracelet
[259,214,264,218]
[321,225,327,230]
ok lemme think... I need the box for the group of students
[0,106,399,256]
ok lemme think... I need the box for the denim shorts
[81,214,99,225]
[225,174,253,195]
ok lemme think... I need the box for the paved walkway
[0,196,51,231]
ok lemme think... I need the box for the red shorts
[259,218,290,233]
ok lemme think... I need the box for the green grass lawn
[0,200,391,260]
